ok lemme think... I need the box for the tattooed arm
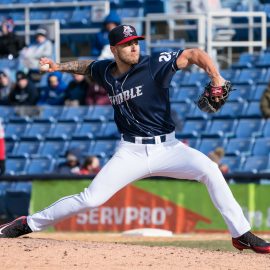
[39,57,94,75]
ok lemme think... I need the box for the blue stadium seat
[171,86,199,102]
[255,52,270,68]
[0,106,15,122]
[180,72,208,87]
[231,53,256,69]
[47,122,77,140]
[243,101,262,118]
[12,182,32,193]
[171,102,193,120]
[5,141,17,156]
[202,119,237,138]
[22,122,52,140]
[225,138,254,156]
[59,106,90,122]
[232,69,261,84]
[85,105,114,121]
[0,190,6,219]
[101,122,120,139]
[34,106,63,122]
[70,8,91,24]
[252,137,270,155]
[228,84,253,102]
[5,157,28,175]
[235,119,265,138]
[26,157,55,174]
[214,101,247,119]
[220,69,235,81]
[91,140,118,157]
[73,122,103,139]
[186,105,209,120]
[30,10,51,20]
[221,156,244,172]
[5,190,31,220]
[252,84,267,101]
[198,138,226,155]
[237,156,269,173]
[38,140,68,158]
[68,140,92,155]
[259,68,270,83]
[262,119,270,137]
[5,123,29,141]
[12,141,41,158]
[177,119,207,138]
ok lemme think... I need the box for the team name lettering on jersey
[109,85,143,105]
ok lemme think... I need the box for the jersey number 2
[159,52,172,62]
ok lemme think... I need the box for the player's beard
[117,51,140,65]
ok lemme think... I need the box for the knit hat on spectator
[35,28,47,37]
[16,71,28,81]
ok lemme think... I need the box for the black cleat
[0,216,32,238]
[232,231,270,254]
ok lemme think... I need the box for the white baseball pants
[27,133,251,238]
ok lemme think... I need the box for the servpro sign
[54,185,211,233]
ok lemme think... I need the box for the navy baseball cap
[109,25,144,46]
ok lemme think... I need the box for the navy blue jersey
[89,51,183,137]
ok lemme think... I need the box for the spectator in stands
[64,74,88,106]
[260,84,270,118]
[85,77,110,105]
[0,70,12,105]
[0,119,5,175]
[9,71,39,106]
[208,147,229,175]
[0,17,25,59]
[38,71,67,105]
[91,11,121,59]
[54,148,81,175]
[79,156,101,175]
[19,27,53,72]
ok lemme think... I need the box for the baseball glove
[196,80,233,113]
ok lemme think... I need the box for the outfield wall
[30,179,270,233]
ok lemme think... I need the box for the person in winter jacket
[260,84,270,118]
[64,74,88,106]
[54,148,81,175]
[91,11,121,58]
[0,17,25,59]
[38,71,67,105]
[9,71,38,105]
[0,70,12,105]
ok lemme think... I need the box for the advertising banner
[30,180,270,233]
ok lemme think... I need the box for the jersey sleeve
[149,50,183,88]
[88,60,111,87]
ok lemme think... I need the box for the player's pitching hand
[39,57,58,73]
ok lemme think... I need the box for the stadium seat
[252,84,267,101]
[232,69,261,84]
[255,52,270,67]
[220,69,235,81]
[252,137,270,156]
[12,182,32,193]
[0,106,15,122]
[5,157,28,175]
[73,122,103,139]
[100,122,120,139]
[11,141,41,158]
[221,156,244,172]
[91,140,118,157]
[68,140,92,155]
[171,102,194,120]
[38,140,68,158]
[225,138,255,156]
[243,101,262,118]
[213,101,247,119]
[262,119,270,137]
[5,123,29,141]
[0,190,6,220]
[85,105,114,121]
[202,119,237,138]
[198,138,227,155]
[22,122,52,140]
[235,119,265,138]
[26,157,55,174]
[231,52,256,69]
[170,86,199,102]
[47,122,78,140]
[177,119,208,138]
[228,84,253,102]
[5,141,17,156]
[34,106,63,122]
[180,72,208,87]
[59,106,90,122]
[186,106,209,120]
[237,156,269,173]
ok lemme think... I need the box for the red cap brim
[115,36,145,46]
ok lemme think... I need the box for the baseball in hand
[40,63,50,72]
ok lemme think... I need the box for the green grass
[124,240,238,252]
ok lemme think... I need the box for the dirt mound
[0,233,269,270]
